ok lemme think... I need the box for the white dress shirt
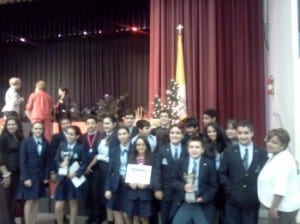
[258,150,300,212]
[97,136,110,162]
[2,87,21,113]
[239,143,254,168]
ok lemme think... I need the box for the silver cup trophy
[184,173,196,202]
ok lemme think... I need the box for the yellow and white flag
[175,25,187,119]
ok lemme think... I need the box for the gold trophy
[184,173,196,202]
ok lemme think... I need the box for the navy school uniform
[81,131,102,219]
[50,132,67,171]
[82,130,119,222]
[170,156,217,224]
[17,137,51,200]
[94,130,119,204]
[129,126,138,139]
[123,154,154,218]
[219,144,268,224]
[54,141,87,200]
[105,143,133,211]
[153,143,188,224]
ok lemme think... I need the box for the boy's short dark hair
[236,120,254,132]
[187,136,206,147]
[59,115,71,123]
[136,119,151,130]
[85,115,98,123]
[159,110,171,117]
[123,109,135,117]
[203,108,218,119]
[184,117,199,128]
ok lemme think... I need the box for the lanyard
[87,133,97,152]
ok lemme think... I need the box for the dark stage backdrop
[0,0,150,116]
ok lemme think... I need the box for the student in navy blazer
[50,117,71,172]
[121,109,139,139]
[80,115,102,224]
[170,136,217,224]
[17,122,51,224]
[105,126,133,224]
[219,120,268,224]
[124,136,154,224]
[153,125,187,224]
[54,125,87,224]
[86,114,119,224]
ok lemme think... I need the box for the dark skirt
[54,177,84,200]
[106,178,128,212]
[123,198,152,217]
[16,177,47,200]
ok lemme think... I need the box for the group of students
[0,107,300,224]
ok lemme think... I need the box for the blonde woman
[2,77,24,118]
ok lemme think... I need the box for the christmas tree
[151,95,163,119]
[152,79,181,123]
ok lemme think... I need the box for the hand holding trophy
[184,173,196,203]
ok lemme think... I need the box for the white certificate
[125,164,152,185]
[72,175,86,188]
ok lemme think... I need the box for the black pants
[225,203,258,224]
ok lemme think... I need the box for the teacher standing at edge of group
[258,128,300,224]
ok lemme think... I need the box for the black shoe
[85,217,95,224]
[63,215,69,224]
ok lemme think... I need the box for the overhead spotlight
[132,27,138,32]
[83,31,88,35]
[57,33,62,38]
[20,37,26,42]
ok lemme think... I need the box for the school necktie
[243,148,249,169]
[192,160,197,176]
[174,148,178,160]
[37,140,42,156]
[121,149,128,156]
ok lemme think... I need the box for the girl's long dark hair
[204,122,228,155]
[2,116,24,141]
[129,136,153,165]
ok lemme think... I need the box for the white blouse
[258,150,300,212]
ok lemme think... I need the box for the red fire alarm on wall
[267,75,274,95]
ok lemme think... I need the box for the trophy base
[185,192,196,203]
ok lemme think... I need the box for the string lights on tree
[152,79,181,123]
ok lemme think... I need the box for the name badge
[162,158,168,165]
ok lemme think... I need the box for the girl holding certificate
[125,136,153,224]
[105,126,132,224]
[54,126,87,224]
[17,122,51,224]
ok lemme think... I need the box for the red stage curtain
[149,0,266,145]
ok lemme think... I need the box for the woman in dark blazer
[0,117,24,224]
[55,87,71,122]
[17,122,51,224]
[54,125,87,224]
